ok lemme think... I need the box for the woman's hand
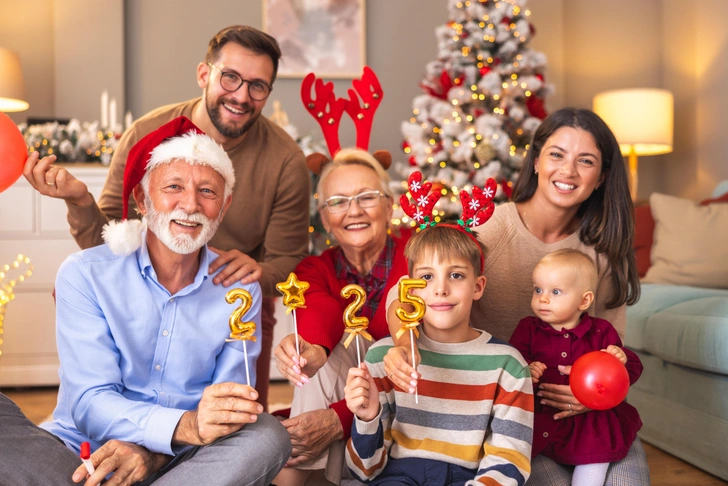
[383,345,420,394]
[281,408,343,467]
[208,247,262,286]
[274,334,327,386]
[537,365,591,420]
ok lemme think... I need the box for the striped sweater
[345,330,534,485]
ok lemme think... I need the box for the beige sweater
[388,202,625,342]
[66,98,311,296]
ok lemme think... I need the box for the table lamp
[0,47,29,112]
[593,88,673,201]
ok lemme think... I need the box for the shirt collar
[334,236,394,281]
[138,230,211,294]
[536,312,593,338]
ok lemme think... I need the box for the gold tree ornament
[0,254,34,357]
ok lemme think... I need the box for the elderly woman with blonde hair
[274,148,410,485]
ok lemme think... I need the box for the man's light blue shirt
[41,232,262,456]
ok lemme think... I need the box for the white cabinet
[0,165,108,387]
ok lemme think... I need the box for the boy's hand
[529,361,547,383]
[602,345,627,365]
[344,363,380,422]
[383,345,420,394]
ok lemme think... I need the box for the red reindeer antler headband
[301,67,390,174]
[400,171,497,273]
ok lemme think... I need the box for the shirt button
[543,432,549,438]
[155,364,161,371]
[564,334,569,338]
[561,352,567,358]
[162,330,169,337]
[169,298,175,303]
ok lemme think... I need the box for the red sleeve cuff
[330,399,354,440]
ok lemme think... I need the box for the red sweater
[294,234,410,437]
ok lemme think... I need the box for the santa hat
[102,116,235,256]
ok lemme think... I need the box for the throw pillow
[643,193,728,288]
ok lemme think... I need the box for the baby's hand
[529,361,547,383]
[344,363,380,422]
[602,345,627,365]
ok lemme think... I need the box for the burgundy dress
[509,313,643,465]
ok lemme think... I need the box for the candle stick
[276,273,310,360]
[225,288,256,386]
[341,284,372,367]
[100,91,108,129]
[109,98,117,134]
[125,111,133,131]
[395,278,427,404]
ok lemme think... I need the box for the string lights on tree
[392,0,553,226]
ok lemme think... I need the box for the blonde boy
[344,224,533,485]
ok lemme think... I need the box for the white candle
[109,98,117,133]
[124,111,133,131]
[101,91,108,129]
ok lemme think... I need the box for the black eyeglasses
[323,191,386,213]
[207,63,272,101]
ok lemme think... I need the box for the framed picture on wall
[262,0,366,78]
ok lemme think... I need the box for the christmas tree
[393,0,552,226]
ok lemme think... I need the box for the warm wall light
[593,88,673,201]
[0,47,30,112]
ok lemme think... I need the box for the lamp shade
[593,88,673,156]
[0,48,29,112]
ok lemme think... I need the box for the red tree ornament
[570,351,630,411]
[0,112,28,193]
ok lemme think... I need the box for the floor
[4,383,726,486]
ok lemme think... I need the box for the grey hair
[316,148,392,208]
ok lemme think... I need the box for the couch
[624,181,728,481]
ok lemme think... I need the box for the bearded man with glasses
[273,149,412,486]
[23,25,310,413]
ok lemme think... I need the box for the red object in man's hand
[570,351,629,410]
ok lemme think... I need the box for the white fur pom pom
[102,219,146,256]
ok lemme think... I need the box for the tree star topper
[276,272,310,313]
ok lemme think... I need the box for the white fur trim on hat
[147,131,235,194]
[102,219,146,256]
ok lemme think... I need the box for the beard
[205,89,261,138]
[145,196,221,255]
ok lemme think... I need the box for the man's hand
[529,361,547,384]
[603,345,627,365]
[274,334,328,387]
[537,365,591,420]
[383,345,420,394]
[208,247,262,286]
[71,440,170,486]
[281,408,343,467]
[344,363,380,422]
[22,152,93,206]
[172,382,263,446]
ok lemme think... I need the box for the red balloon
[0,111,28,193]
[570,351,629,411]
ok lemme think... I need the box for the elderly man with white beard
[0,117,291,486]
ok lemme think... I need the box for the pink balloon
[570,351,629,411]
[0,111,27,193]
